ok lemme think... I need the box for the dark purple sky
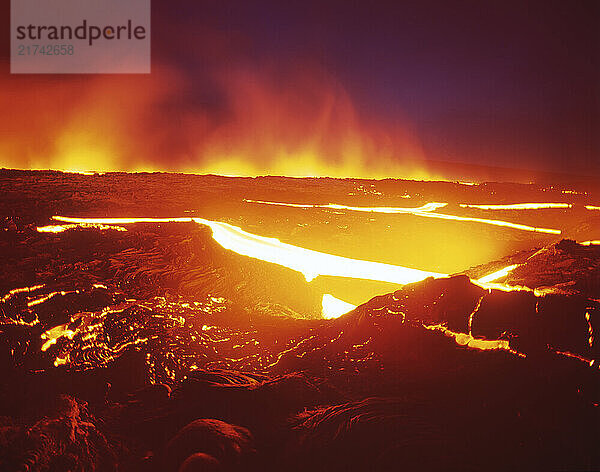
[160,0,600,173]
[1,0,599,176]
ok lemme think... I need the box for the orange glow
[0,65,445,180]
[585,205,600,211]
[581,240,600,246]
[459,203,571,210]
[553,350,599,369]
[37,225,73,233]
[245,200,562,234]
[41,323,77,351]
[38,216,569,306]
[53,355,70,367]
[37,223,128,233]
[322,294,357,319]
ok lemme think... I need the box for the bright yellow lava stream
[244,200,562,234]
[244,199,448,213]
[37,223,127,233]
[47,216,542,296]
[36,216,555,351]
[191,217,448,284]
[459,203,571,210]
[476,264,519,283]
[51,216,446,284]
[43,215,533,321]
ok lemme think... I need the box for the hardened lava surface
[0,171,599,471]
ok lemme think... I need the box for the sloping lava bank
[0,222,323,319]
[466,239,600,298]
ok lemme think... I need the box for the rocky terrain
[0,170,598,471]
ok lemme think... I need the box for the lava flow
[1,172,598,472]
[244,199,563,234]
[40,214,551,321]
[50,215,447,285]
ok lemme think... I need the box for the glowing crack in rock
[37,225,73,233]
[459,203,572,210]
[1,284,45,303]
[46,216,446,285]
[322,294,357,319]
[28,291,73,307]
[244,200,562,234]
[53,216,192,224]
[476,264,519,283]
[423,323,516,354]
[37,223,127,233]
[472,280,559,296]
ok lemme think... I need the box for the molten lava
[476,264,519,283]
[459,203,571,210]
[321,294,357,319]
[38,215,554,322]
[244,200,562,234]
[244,199,448,214]
[50,216,446,285]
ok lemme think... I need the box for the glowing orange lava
[245,200,562,234]
[1,284,45,303]
[42,216,559,303]
[193,217,446,284]
[41,323,77,351]
[322,294,357,319]
[459,203,571,210]
[37,223,127,233]
[244,199,448,213]
[46,216,446,285]
[476,264,519,283]
[423,323,515,353]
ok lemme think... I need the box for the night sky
[1,0,598,177]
